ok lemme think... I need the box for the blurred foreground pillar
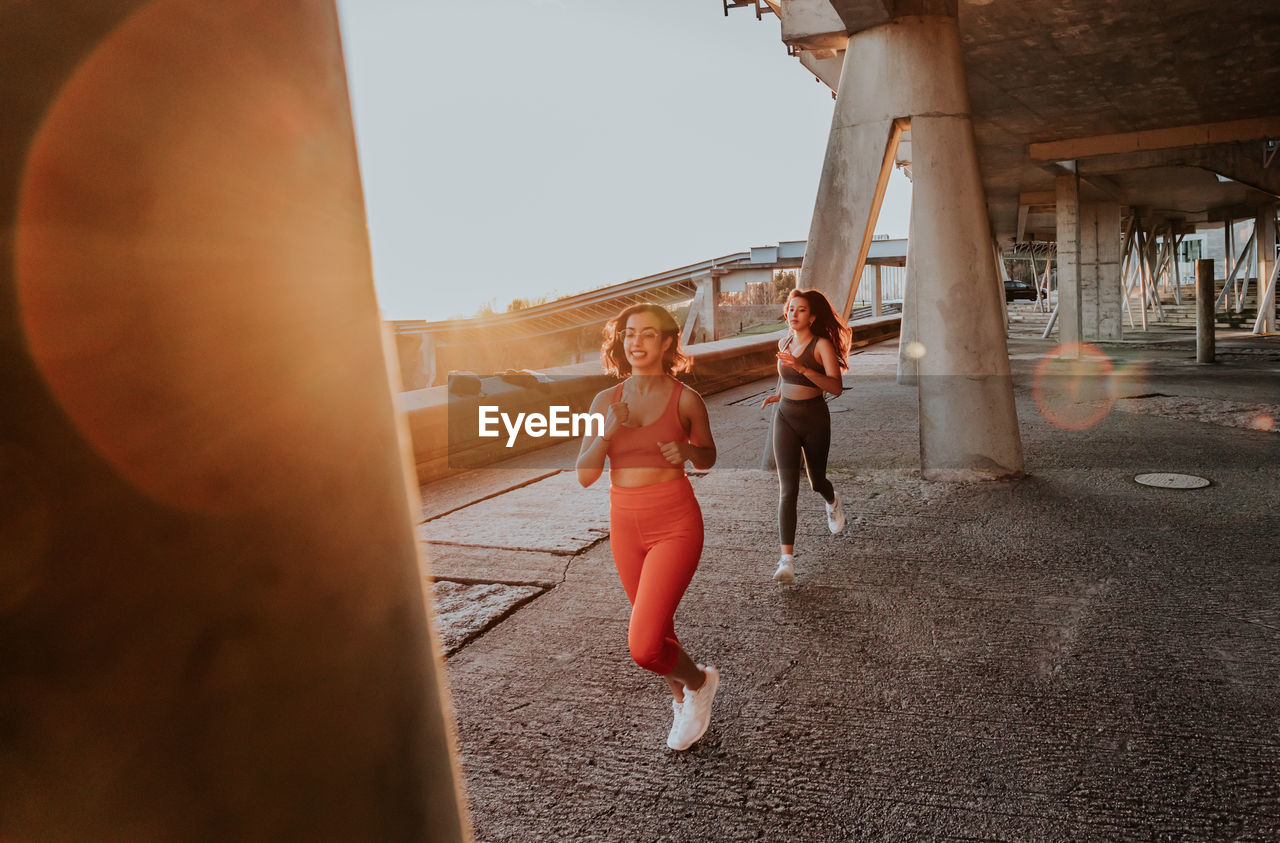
[0,1,469,839]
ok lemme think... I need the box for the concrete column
[799,26,913,314]
[1055,170,1082,352]
[805,15,1022,479]
[1,3,469,839]
[696,275,720,342]
[1256,204,1277,333]
[911,111,1024,480]
[873,264,883,317]
[1196,259,1216,363]
[1080,201,1122,341]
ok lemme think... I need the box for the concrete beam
[798,48,846,90]
[1030,116,1280,163]
[1018,191,1056,206]
[826,0,894,34]
[782,0,852,51]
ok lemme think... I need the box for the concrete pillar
[1196,259,1216,363]
[1,3,469,839]
[1055,169,1082,352]
[1080,201,1122,341]
[699,275,720,342]
[799,30,910,314]
[911,109,1024,480]
[806,15,1022,479]
[1256,204,1277,333]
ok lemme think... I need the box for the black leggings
[773,395,835,545]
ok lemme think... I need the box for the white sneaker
[773,554,795,584]
[665,698,684,749]
[825,491,846,534]
[667,665,720,751]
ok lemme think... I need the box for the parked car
[1004,279,1037,302]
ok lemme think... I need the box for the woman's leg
[773,404,805,552]
[609,506,646,606]
[663,647,706,700]
[615,490,705,700]
[626,525,702,679]
[799,400,835,503]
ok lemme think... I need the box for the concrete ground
[417,327,1280,842]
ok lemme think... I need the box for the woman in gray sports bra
[760,288,851,583]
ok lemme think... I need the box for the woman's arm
[762,338,786,407]
[576,390,625,487]
[760,374,783,408]
[659,389,717,470]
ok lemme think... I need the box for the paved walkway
[418,330,1280,841]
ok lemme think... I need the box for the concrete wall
[719,267,775,293]
[402,317,902,484]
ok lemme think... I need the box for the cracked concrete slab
[418,471,610,555]
[1113,395,1279,433]
[421,544,570,587]
[430,581,545,656]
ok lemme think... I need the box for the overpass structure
[391,238,907,389]
[731,0,1280,483]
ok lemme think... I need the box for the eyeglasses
[622,328,662,342]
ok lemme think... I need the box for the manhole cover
[1134,473,1210,489]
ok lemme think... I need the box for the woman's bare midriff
[609,466,686,488]
[780,382,823,401]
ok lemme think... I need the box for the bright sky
[335,0,911,322]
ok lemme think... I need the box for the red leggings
[609,476,704,675]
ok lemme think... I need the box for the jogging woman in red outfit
[576,303,720,752]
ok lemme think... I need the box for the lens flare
[1032,342,1115,430]
[15,0,380,514]
[904,341,926,359]
[1251,414,1275,432]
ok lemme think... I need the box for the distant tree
[475,298,497,318]
[507,294,551,312]
[774,269,797,303]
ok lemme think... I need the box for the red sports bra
[607,378,690,470]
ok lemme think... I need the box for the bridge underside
[765,0,1280,480]
[804,1,1280,239]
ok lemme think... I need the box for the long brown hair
[786,288,851,369]
[600,303,691,377]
